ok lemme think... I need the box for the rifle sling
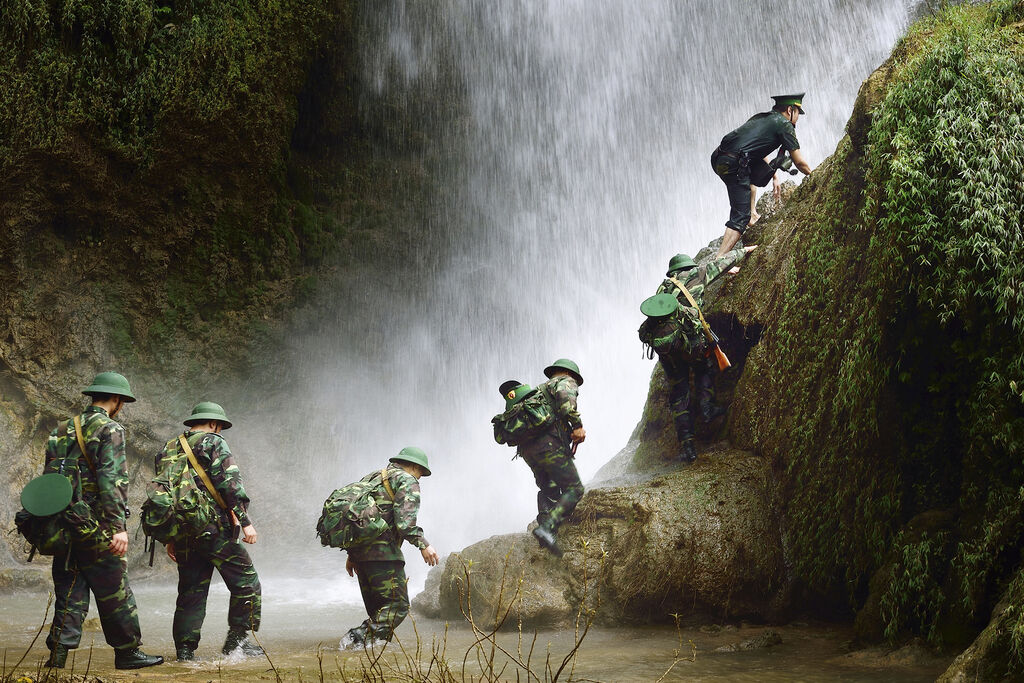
[668,276,717,345]
[380,468,395,500]
[72,415,97,475]
[178,434,229,511]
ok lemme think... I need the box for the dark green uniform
[154,431,261,651]
[44,407,143,653]
[711,111,800,233]
[346,464,429,642]
[517,376,584,533]
[654,249,746,452]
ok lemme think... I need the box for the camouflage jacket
[153,430,252,528]
[44,406,129,534]
[656,248,746,308]
[347,463,429,562]
[517,375,582,460]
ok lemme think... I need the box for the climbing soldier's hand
[109,530,128,557]
[421,545,440,566]
[571,427,586,444]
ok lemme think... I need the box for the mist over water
[229,1,915,590]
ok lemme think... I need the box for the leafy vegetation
[738,0,1024,664]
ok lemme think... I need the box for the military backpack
[15,416,105,558]
[491,387,556,447]
[316,468,397,550]
[638,304,708,362]
[140,433,221,545]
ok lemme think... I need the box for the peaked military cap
[666,253,696,276]
[21,473,74,517]
[503,383,534,410]
[640,293,679,318]
[391,446,431,476]
[498,380,522,396]
[772,93,805,114]
[82,371,136,402]
[543,358,584,386]
[183,401,233,429]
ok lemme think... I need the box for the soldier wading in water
[343,448,439,648]
[158,402,263,662]
[43,372,164,670]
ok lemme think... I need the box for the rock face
[416,448,786,629]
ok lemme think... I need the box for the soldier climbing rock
[343,447,439,648]
[499,359,586,557]
[639,249,755,463]
[712,93,813,256]
[43,372,164,670]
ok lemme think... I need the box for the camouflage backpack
[316,468,396,550]
[491,387,555,447]
[140,433,218,545]
[15,417,105,558]
[638,305,708,362]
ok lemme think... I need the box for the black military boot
[114,647,164,670]
[532,526,564,558]
[342,625,370,650]
[176,646,195,662]
[677,440,698,464]
[222,629,264,657]
[701,403,726,424]
[45,644,68,668]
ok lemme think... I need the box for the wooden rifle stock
[712,344,731,371]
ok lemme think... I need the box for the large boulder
[416,448,786,629]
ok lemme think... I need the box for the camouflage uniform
[346,464,429,642]
[44,406,143,653]
[155,431,261,650]
[518,376,584,533]
[653,248,746,449]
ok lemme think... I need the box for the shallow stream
[1,580,951,681]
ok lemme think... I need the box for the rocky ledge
[414,446,787,629]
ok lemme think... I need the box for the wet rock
[0,567,50,592]
[411,555,448,619]
[713,629,782,653]
[937,571,1024,682]
[418,449,786,629]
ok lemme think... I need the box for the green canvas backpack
[638,305,708,362]
[15,417,105,558]
[491,387,556,447]
[316,468,397,550]
[141,433,218,545]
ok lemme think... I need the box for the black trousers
[711,149,751,233]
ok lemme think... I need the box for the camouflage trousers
[665,355,716,445]
[352,560,409,641]
[173,532,261,649]
[522,449,584,532]
[47,544,142,651]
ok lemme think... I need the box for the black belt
[714,147,741,159]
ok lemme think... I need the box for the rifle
[668,276,731,371]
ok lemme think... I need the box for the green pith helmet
[21,473,74,517]
[183,401,233,429]
[391,446,431,477]
[666,253,696,275]
[498,380,522,396]
[82,372,136,402]
[503,383,534,410]
[772,92,805,114]
[543,358,584,386]
[640,293,679,318]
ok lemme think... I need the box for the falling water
[229,0,917,594]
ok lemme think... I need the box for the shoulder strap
[72,415,97,475]
[179,434,229,510]
[380,468,395,501]
[668,275,716,345]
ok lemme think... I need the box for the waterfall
[234,0,915,592]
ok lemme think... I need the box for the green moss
[735,1,1024,660]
